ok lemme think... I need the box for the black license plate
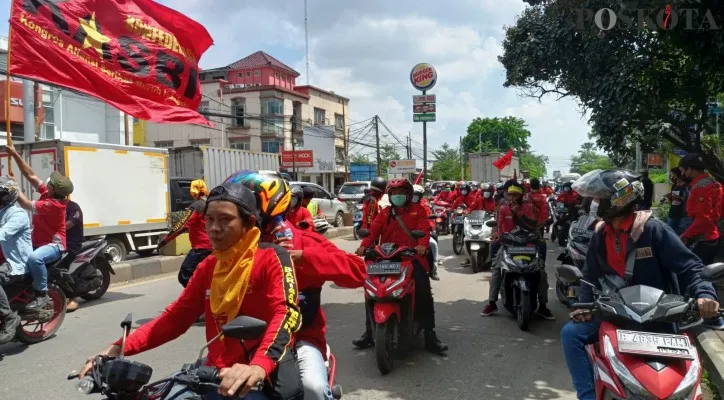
[571,228,593,238]
[455,216,464,223]
[507,246,537,255]
[367,262,403,275]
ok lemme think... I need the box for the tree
[498,0,724,183]
[429,143,462,180]
[463,116,532,154]
[520,152,549,178]
[349,153,373,164]
[569,141,615,174]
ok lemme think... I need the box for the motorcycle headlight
[386,266,409,296]
[603,335,652,398]
[670,346,700,399]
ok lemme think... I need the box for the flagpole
[5,0,14,176]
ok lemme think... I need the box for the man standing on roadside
[63,200,83,312]
[640,170,654,210]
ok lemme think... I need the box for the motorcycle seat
[80,238,104,252]
[2,273,29,286]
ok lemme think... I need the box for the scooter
[557,263,724,400]
[451,205,466,255]
[358,228,425,375]
[314,217,331,235]
[463,210,494,273]
[432,201,450,235]
[353,203,363,240]
[555,214,597,307]
[56,236,115,302]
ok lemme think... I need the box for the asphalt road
[0,235,578,400]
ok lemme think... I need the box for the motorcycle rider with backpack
[560,169,720,400]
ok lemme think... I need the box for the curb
[694,327,724,394]
[110,227,354,284]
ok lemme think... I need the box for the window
[231,98,246,127]
[155,140,174,148]
[314,187,330,199]
[314,108,326,125]
[229,138,250,150]
[275,72,279,79]
[282,74,286,81]
[334,113,344,130]
[237,72,242,77]
[262,117,284,136]
[246,71,251,77]
[261,140,282,153]
[41,89,55,139]
[190,138,211,145]
[198,100,209,113]
[287,76,291,83]
[262,98,283,115]
[254,70,260,76]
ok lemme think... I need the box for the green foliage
[570,141,614,174]
[350,153,373,164]
[520,152,549,178]
[499,0,724,183]
[648,168,669,184]
[462,116,532,153]
[350,145,402,178]
[429,143,462,180]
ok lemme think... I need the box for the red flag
[492,149,514,170]
[9,0,213,125]
[414,170,424,185]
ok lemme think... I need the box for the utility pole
[344,127,350,182]
[375,115,380,175]
[304,0,310,85]
[460,136,464,180]
[290,116,297,180]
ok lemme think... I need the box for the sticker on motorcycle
[613,178,630,190]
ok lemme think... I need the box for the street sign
[410,63,437,91]
[708,101,722,115]
[413,113,436,122]
[413,94,436,104]
[413,103,436,113]
[674,148,688,157]
[388,159,417,174]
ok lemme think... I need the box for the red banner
[9,0,213,125]
[282,150,314,168]
[492,149,514,170]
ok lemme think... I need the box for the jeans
[28,244,62,292]
[667,216,693,235]
[0,286,10,318]
[488,241,549,304]
[429,238,438,265]
[561,320,601,400]
[178,248,213,287]
[165,383,269,399]
[296,341,333,400]
[692,238,721,265]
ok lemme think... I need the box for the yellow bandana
[210,227,260,323]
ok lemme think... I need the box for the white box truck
[0,140,170,262]
[468,152,520,183]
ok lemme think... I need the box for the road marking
[111,273,175,289]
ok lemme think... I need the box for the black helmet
[460,184,471,195]
[290,185,303,208]
[572,169,643,220]
[530,178,541,190]
[302,185,315,199]
[371,177,387,194]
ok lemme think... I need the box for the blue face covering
[390,194,407,206]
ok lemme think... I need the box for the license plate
[455,216,464,223]
[571,228,593,238]
[617,330,694,360]
[367,262,402,275]
[507,246,537,255]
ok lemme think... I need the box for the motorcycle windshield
[599,285,691,326]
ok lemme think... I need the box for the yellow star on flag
[78,13,111,57]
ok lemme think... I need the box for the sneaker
[352,331,373,349]
[537,304,555,321]
[25,294,49,312]
[430,267,440,281]
[480,302,498,316]
[67,299,80,313]
[424,329,448,355]
[0,312,21,343]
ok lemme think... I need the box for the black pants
[0,262,13,318]
[178,249,212,287]
[364,261,436,332]
[55,251,78,271]
[692,238,720,265]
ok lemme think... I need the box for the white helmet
[413,184,425,195]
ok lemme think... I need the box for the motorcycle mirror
[485,220,497,228]
[556,264,583,283]
[222,316,268,341]
[411,230,426,239]
[702,262,724,282]
[357,229,370,238]
[120,313,133,332]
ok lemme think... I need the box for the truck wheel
[105,238,128,263]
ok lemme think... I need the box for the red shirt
[361,204,431,270]
[419,198,436,229]
[286,227,366,357]
[603,214,635,277]
[361,195,382,229]
[682,174,722,241]
[114,245,301,376]
[187,211,212,249]
[476,196,496,212]
[557,190,580,205]
[544,187,554,196]
[434,191,451,203]
[32,184,67,249]
[452,194,477,209]
[529,191,549,225]
[287,206,314,231]
[497,202,536,234]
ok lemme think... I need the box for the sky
[0,0,594,174]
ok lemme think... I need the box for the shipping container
[0,140,170,262]
[349,163,377,182]
[169,146,281,189]
[468,152,520,183]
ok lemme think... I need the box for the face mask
[461,190,469,196]
[290,197,299,208]
[445,188,451,192]
[412,194,421,203]
[484,192,491,199]
[390,194,407,206]
[564,187,571,192]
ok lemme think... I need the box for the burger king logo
[410,63,437,91]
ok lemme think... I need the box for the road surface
[0,235,578,400]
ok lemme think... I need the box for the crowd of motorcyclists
[0,144,721,399]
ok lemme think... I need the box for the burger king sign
[410,63,437,91]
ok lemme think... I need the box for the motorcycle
[463,210,494,273]
[358,228,425,375]
[451,205,466,255]
[555,214,597,307]
[557,263,724,400]
[69,313,344,399]
[552,203,578,246]
[57,236,115,302]
[353,203,363,240]
[432,201,450,235]
[314,217,331,235]
[489,224,544,331]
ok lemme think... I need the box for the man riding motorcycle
[0,177,32,343]
[360,177,387,230]
[286,185,314,231]
[353,178,448,355]
[452,184,478,211]
[412,184,440,281]
[303,186,324,220]
[79,182,303,400]
[433,184,452,203]
[481,183,555,320]
[528,178,549,235]
[231,171,366,400]
[475,184,496,212]
[557,181,580,206]
[560,169,720,400]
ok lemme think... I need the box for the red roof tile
[226,51,299,77]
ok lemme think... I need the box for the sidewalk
[110,226,354,285]
[695,282,724,395]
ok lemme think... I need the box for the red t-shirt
[187,211,212,249]
[32,184,67,249]
[603,214,635,277]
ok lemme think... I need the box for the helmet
[571,169,643,220]
[567,215,598,267]
[224,170,291,222]
[290,185,304,208]
[387,178,414,201]
[302,185,315,199]
[371,177,387,194]
[413,184,425,195]
[530,178,541,190]
[460,184,471,195]
[0,177,19,208]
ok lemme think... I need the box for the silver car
[289,182,347,227]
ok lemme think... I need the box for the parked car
[289,181,347,227]
[337,181,370,203]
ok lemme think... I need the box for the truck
[468,152,520,183]
[0,140,170,262]
[168,146,281,211]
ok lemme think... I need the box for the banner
[9,0,213,125]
